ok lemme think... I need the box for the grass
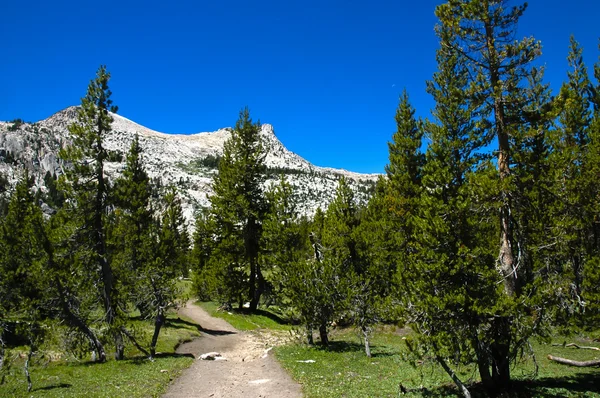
[274,327,600,398]
[0,313,200,397]
[196,301,293,331]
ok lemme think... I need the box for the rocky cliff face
[0,108,378,225]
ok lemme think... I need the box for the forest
[1,1,600,397]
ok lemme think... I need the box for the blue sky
[1,0,598,173]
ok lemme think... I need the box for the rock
[199,352,227,361]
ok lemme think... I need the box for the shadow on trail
[167,317,237,336]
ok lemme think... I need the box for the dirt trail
[163,301,303,398]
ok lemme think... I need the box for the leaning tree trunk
[150,310,166,359]
[56,279,107,362]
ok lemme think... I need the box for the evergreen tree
[145,189,189,358]
[112,134,154,312]
[549,36,594,317]
[352,177,397,357]
[208,108,266,310]
[261,175,307,306]
[0,174,48,391]
[59,65,124,360]
[385,90,424,283]
[191,210,215,301]
[431,1,546,392]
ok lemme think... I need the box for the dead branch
[551,343,600,351]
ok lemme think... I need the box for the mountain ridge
[0,107,379,226]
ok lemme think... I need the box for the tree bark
[306,326,314,345]
[150,311,166,359]
[435,355,471,398]
[56,279,106,362]
[547,355,600,367]
[490,317,512,391]
[25,344,33,392]
[121,327,150,358]
[319,322,329,347]
[362,325,371,358]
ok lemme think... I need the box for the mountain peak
[1,107,378,225]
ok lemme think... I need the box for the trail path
[163,301,303,398]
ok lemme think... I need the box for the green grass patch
[0,313,200,397]
[195,301,293,331]
[275,328,600,397]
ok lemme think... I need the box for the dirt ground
[163,301,303,398]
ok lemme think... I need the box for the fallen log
[551,343,600,351]
[547,355,600,367]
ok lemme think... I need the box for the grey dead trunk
[362,325,371,358]
[435,355,471,398]
[25,344,34,392]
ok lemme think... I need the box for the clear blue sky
[1,0,598,173]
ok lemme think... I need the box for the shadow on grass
[403,372,600,398]
[511,372,600,397]
[167,317,236,336]
[315,340,396,358]
[229,307,295,326]
[34,383,72,392]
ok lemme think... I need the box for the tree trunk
[249,259,257,311]
[490,317,511,392]
[435,355,471,398]
[0,336,5,385]
[95,150,123,360]
[475,343,493,392]
[25,344,33,392]
[150,311,166,359]
[362,325,371,358]
[319,322,329,347]
[56,280,106,362]
[485,18,517,299]
[306,326,314,345]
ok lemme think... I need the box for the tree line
[191,1,600,397]
[0,67,190,391]
[1,1,600,396]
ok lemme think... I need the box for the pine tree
[208,108,267,310]
[191,210,215,301]
[59,65,124,360]
[352,177,397,357]
[549,37,594,315]
[261,175,307,306]
[0,173,48,391]
[146,188,189,358]
[112,134,154,313]
[399,23,494,395]
[385,90,424,282]
[431,1,545,391]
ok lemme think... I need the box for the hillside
[0,108,378,225]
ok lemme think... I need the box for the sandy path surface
[163,301,303,398]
